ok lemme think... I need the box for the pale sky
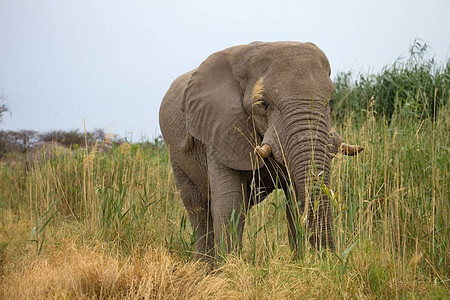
[0,0,449,141]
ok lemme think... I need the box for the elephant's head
[183,41,363,250]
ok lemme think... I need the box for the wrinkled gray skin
[159,42,360,264]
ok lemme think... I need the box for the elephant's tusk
[339,143,364,156]
[255,144,272,158]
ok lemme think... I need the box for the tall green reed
[333,40,449,123]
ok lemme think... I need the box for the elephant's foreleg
[207,155,247,257]
[171,162,215,263]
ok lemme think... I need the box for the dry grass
[1,232,444,299]
[2,239,236,299]
[0,205,447,299]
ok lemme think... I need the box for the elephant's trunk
[282,102,335,250]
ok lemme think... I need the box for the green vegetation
[333,40,449,122]
[0,42,448,299]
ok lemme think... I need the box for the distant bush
[38,129,87,148]
[38,128,124,149]
[332,40,450,123]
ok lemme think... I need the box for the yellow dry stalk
[104,122,117,145]
[252,77,265,104]
[119,141,131,154]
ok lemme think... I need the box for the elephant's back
[159,70,195,150]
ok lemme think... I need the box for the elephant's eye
[254,99,268,110]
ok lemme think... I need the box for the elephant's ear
[182,51,261,170]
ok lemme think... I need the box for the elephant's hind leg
[171,162,215,263]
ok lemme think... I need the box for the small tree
[0,94,9,124]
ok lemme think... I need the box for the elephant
[159,41,363,264]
